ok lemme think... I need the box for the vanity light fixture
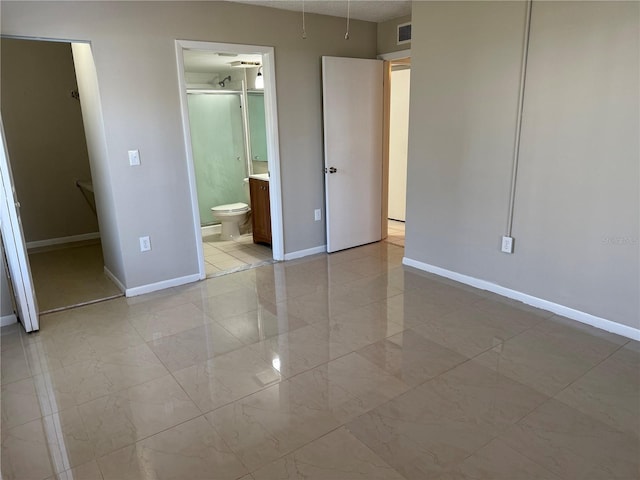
[255,67,264,90]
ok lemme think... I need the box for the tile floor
[202,234,273,277]
[386,219,405,247]
[28,241,123,313]
[2,242,638,479]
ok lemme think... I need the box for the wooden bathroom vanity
[249,175,271,246]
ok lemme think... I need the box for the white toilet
[211,202,250,240]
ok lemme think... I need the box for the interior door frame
[379,50,411,240]
[0,115,39,331]
[175,40,284,277]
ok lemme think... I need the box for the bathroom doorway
[383,55,411,249]
[176,41,283,278]
[0,37,122,315]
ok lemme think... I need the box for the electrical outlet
[501,236,514,254]
[128,149,141,166]
[139,236,151,252]
[314,209,322,221]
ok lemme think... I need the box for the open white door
[0,116,39,332]
[322,56,383,253]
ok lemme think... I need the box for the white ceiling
[183,50,262,74]
[225,0,411,23]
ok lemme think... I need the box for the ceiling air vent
[397,22,411,45]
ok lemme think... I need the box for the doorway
[175,40,284,279]
[383,56,411,249]
[0,38,122,315]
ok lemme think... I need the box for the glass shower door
[187,93,247,226]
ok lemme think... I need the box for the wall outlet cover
[128,149,141,166]
[139,235,151,252]
[501,236,514,254]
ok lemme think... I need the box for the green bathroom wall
[187,93,247,225]
[248,93,268,163]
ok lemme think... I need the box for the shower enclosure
[187,88,267,226]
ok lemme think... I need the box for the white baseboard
[1,313,17,327]
[403,257,640,341]
[284,245,326,261]
[27,232,100,250]
[103,267,125,293]
[201,224,222,237]
[125,273,201,297]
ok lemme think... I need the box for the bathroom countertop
[248,173,269,181]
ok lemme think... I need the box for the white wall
[1,1,377,290]
[406,1,639,330]
[388,67,409,221]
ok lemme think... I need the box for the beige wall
[1,39,98,243]
[377,14,411,55]
[72,43,126,284]
[406,1,639,328]
[1,1,377,289]
[388,67,409,221]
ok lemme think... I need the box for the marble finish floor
[1,242,638,479]
[202,234,273,278]
[28,241,123,313]
[386,219,405,247]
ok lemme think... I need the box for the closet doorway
[383,55,411,249]
[0,37,122,315]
